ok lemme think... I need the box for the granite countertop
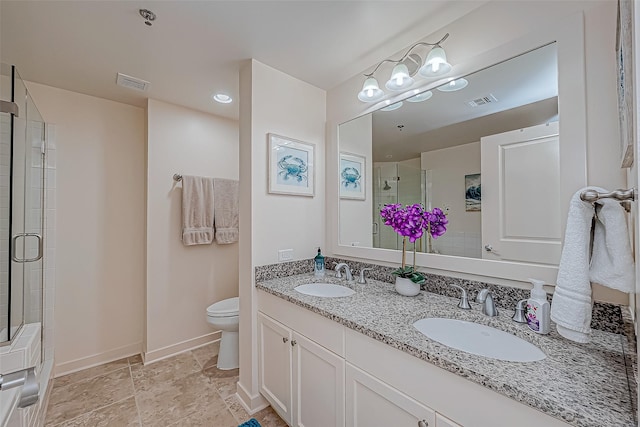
[256,273,637,427]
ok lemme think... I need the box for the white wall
[338,114,372,247]
[145,98,239,362]
[238,59,326,411]
[25,81,145,374]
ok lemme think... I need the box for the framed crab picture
[339,152,365,200]
[268,133,315,197]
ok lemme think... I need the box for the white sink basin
[413,318,545,362]
[294,283,355,298]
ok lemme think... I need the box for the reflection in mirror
[339,43,561,265]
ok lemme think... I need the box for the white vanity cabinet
[346,363,436,427]
[435,414,462,427]
[257,293,346,427]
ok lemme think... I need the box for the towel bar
[580,188,636,212]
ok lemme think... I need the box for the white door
[258,313,293,425]
[481,122,562,265]
[345,363,435,427]
[292,332,345,427]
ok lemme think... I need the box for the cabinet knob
[291,340,297,347]
[282,337,289,343]
[418,421,428,427]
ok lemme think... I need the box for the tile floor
[44,343,287,427]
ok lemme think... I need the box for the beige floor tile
[225,395,250,424]
[203,365,239,379]
[253,406,289,427]
[136,371,227,426]
[45,368,134,426]
[131,352,201,393]
[190,342,220,369]
[212,375,239,399]
[169,404,238,427]
[53,358,130,388]
[128,354,143,365]
[52,397,140,427]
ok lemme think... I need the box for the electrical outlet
[278,249,293,262]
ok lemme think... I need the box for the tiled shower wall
[43,123,55,365]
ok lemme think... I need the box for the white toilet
[206,297,239,370]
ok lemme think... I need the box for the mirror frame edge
[328,12,587,286]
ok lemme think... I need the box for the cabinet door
[292,332,345,427]
[436,413,463,427]
[346,364,435,427]
[258,313,293,425]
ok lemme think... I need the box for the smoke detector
[116,73,150,92]
[466,93,498,107]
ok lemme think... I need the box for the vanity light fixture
[406,90,433,103]
[436,78,468,92]
[212,93,233,104]
[357,33,452,102]
[380,101,403,112]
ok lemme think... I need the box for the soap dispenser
[314,248,325,278]
[526,278,550,334]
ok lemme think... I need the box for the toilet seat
[206,297,239,318]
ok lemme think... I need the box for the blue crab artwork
[277,155,308,183]
[341,166,361,189]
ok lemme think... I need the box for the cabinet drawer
[258,290,345,356]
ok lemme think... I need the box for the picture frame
[268,133,315,197]
[465,173,481,212]
[339,152,366,200]
[616,0,634,168]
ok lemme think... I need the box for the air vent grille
[116,73,150,92]
[466,93,498,107]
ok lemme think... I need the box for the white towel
[590,198,635,292]
[213,178,239,244]
[551,188,598,343]
[181,175,215,245]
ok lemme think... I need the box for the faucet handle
[333,262,343,278]
[358,268,373,284]
[448,283,472,310]
[512,299,528,323]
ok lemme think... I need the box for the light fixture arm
[363,33,449,77]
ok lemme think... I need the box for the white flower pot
[395,276,420,297]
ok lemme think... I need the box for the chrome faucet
[334,262,354,282]
[448,283,471,310]
[357,268,372,284]
[476,289,499,317]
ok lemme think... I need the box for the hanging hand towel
[590,198,635,293]
[213,178,239,244]
[181,175,215,245]
[550,187,599,343]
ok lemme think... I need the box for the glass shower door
[0,64,45,345]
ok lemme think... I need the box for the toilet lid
[207,297,239,317]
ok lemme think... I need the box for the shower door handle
[11,233,43,263]
[372,222,379,235]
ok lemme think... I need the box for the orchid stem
[401,236,406,269]
[413,242,416,272]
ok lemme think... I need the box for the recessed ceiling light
[212,93,232,104]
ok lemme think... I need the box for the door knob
[418,420,428,427]
[484,244,493,252]
[291,340,297,347]
[282,337,289,343]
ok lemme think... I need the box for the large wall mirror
[333,14,587,284]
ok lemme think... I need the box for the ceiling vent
[466,93,498,107]
[116,73,150,92]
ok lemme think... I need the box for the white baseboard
[142,332,221,365]
[54,342,142,377]
[236,381,269,415]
